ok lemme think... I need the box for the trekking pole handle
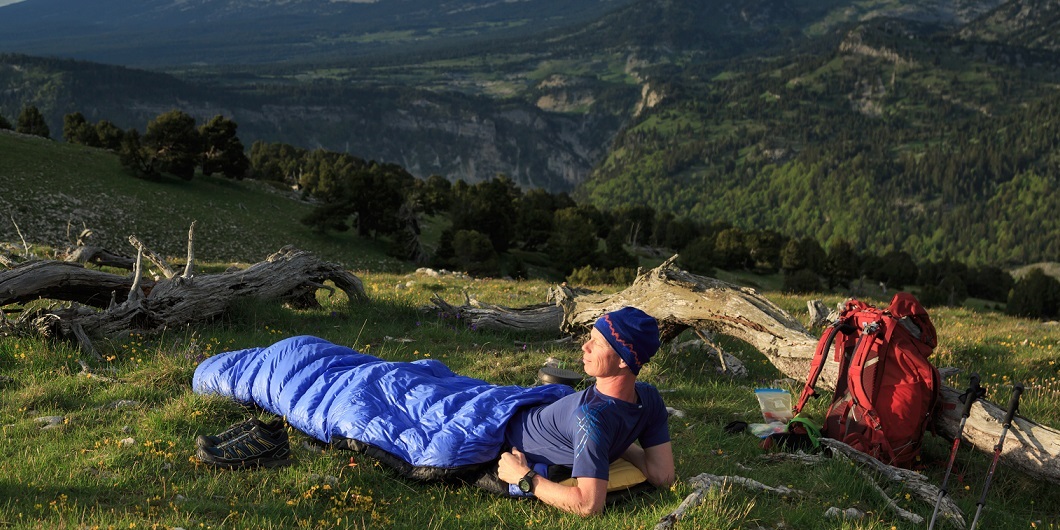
[960,373,982,419]
[1003,384,1024,428]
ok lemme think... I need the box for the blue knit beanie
[593,307,660,375]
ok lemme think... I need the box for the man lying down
[192,306,675,516]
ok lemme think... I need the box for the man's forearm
[623,442,675,486]
[498,448,607,516]
[527,474,607,517]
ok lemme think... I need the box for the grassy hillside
[2,2,1059,526]
[0,130,403,271]
[2,128,1059,530]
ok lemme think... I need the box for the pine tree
[63,112,100,146]
[199,115,249,179]
[143,110,201,180]
[16,105,50,139]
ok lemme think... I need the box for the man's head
[592,307,660,376]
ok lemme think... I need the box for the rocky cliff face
[825,0,1008,27]
[959,0,1060,51]
[109,88,632,193]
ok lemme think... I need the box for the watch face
[518,478,532,493]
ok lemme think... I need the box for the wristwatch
[518,469,538,494]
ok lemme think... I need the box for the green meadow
[1,276,1058,529]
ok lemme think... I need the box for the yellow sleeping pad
[556,458,647,492]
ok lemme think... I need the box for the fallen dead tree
[431,255,1060,486]
[38,244,367,340]
[1,260,146,308]
[0,227,367,354]
[6,236,1057,484]
[655,472,804,530]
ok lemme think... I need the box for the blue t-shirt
[504,381,670,480]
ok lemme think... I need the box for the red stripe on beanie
[602,313,643,370]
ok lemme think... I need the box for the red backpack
[794,293,940,468]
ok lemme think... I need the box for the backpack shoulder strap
[794,323,843,414]
[794,310,859,414]
[844,315,901,461]
[793,299,870,414]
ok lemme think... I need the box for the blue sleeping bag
[192,335,573,472]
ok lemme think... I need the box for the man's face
[581,327,627,377]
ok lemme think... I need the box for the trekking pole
[968,383,1023,530]
[927,373,985,530]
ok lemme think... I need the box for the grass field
[1,269,1058,530]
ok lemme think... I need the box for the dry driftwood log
[1,249,23,268]
[128,235,177,279]
[763,438,966,527]
[818,438,960,527]
[43,245,366,340]
[1,238,367,347]
[432,255,1060,486]
[0,260,148,308]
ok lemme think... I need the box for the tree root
[654,473,804,530]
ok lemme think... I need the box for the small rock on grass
[34,416,65,430]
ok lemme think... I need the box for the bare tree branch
[654,473,803,530]
[182,220,197,280]
[128,235,177,279]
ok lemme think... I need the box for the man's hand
[498,447,531,485]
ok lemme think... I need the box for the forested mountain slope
[575,5,1060,266]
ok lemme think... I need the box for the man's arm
[621,441,675,487]
[498,448,608,516]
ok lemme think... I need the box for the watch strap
[519,469,538,493]
[508,462,547,497]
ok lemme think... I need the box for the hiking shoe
[196,418,284,449]
[196,424,291,469]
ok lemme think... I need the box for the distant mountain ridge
[0,0,634,65]
[0,0,1013,67]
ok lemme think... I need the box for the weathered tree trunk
[431,294,564,333]
[4,246,367,343]
[0,260,148,308]
[433,255,1060,485]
